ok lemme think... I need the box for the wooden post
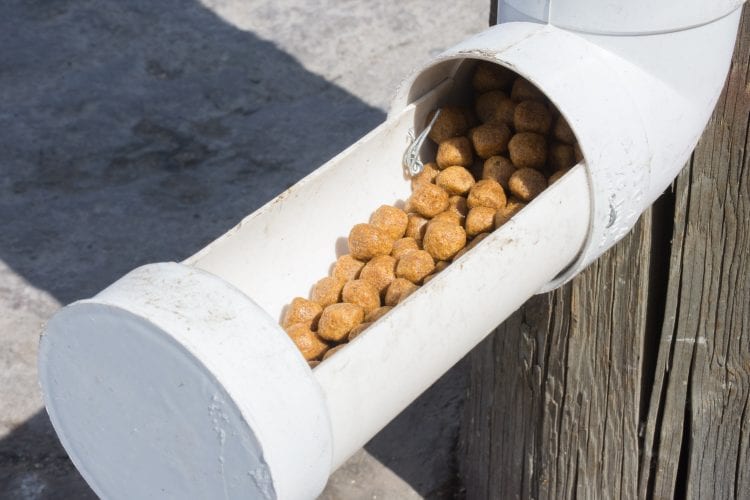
[459,6,749,498]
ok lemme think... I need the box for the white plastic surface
[39,263,332,500]
[498,0,744,34]
[39,2,746,497]
[185,85,590,473]
[315,165,590,468]
[392,9,743,287]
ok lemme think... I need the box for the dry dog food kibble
[360,255,397,296]
[436,166,476,196]
[405,213,429,241]
[282,62,582,364]
[467,179,506,209]
[427,107,469,143]
[396,249,435,284]
[436,136,474,169]
[385,278,419,306]
[482,156,516,191]
[342,279,381,315]
[465,206,496,237]
[432,210,463,226]
[391,237,420,259]
[285,323,329,361]
[509,168,547,202]
[332,254,365,282]
[408,183,450,218]
[514,100,552,135]
[370,205,409,241]
[412,162,439,189]
[318,303,365,342]
[311,276,345,308]
[469,123,512,159]
[423,220,467,261]
[508,132,548,170]
[348,223,394,260]
[283,297,323,329]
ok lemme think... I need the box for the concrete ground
[0,1,487,498]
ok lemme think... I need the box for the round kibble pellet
[465,206,496,237]
[391,237,419,260]
[469,123,511,159]
[553,116,576,145]
[282,297,323,329]
[408,183,449,218]
[423,220,467,261]
[318,303,364,342]
[548,168,569,184]
[432,210,463,226]
[482,156,515,191]
[405,213,429,241]
[488,96,516,127]
[348,322,372,341]
[411,162,439,189]
[508,132,547,170]
[359,255,397,296]
[548,142,575,171]
[285,323,329,361]
[364,305,393,323]
[509,167,547,202]
[322,344,346,361]
[436,136,473,169]
[427,107,469,144]
[348,223,393,261]
[331,254,365,282]
[436,166,475,196]
[370,205,408,241]
[385,278,419,306]
[511,77,546,102]
[475,90,508,123]
[472,62,514,92]
[513,100,552,135]
[467,179,506,209]
[447,195,468,218]
[311,276,344,307]
[342,279,381,315]
[494,199,526,227]
[396,249,435,284]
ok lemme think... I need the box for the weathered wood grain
[460,6,749,499]
[459,208,655,500]
[640,10,750,499]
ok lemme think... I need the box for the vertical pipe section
[314,164,591,469]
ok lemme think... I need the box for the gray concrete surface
[0,1,487,498]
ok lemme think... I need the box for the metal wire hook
[403,109,441,177]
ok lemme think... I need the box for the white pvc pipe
[315,164,589,469]
[37,1,746,497]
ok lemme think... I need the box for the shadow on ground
[0,0,465,498]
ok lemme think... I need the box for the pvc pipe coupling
[38,2,745,499]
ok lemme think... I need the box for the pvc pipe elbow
[498,0,745,35]
[391,8,743,288]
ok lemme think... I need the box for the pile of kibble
[282,62,581,367]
